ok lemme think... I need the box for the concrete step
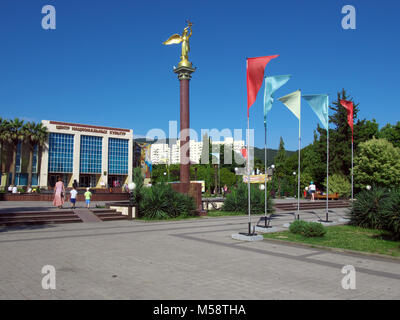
[0,217,82,226]
[93,212,128,221]
[0,210,75,217]
[99,215,129,221]
[0,214,78,222]
[90,209,117,214]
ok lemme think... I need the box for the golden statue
[163,20,193,68]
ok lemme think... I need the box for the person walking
[70,186,78,209]
[53,177,65,209]
[309,181,316,202]
[72,179,78,189]
[84,187,92,209]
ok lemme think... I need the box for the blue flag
[302,94,329,130]
[263,75,291,125]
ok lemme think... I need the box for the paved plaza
[0,202,399,300]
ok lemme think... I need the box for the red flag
[247,55,279,117]
[340,99,354,141]
[241,148,247,159]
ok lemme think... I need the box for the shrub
[140,183,195,220]
[322,174,351,198]
[222,183,274,215]
[289,220,308,234]
[289,220,326,237]
[380,188,400,239]
[349,187,388,229]
[354,138,400,189]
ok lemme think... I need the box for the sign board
[242,174,270,184]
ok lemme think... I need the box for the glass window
[48,133,74,173]
[80,135,102,174]
[108,138,128,175]
[15,142,22,173]
[32,144,38,173]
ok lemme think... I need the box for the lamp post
[128,182,136,219]
[293,171,297,198]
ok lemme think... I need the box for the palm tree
[0,118,6,178]
[3,118,25,186]
[23,122,48,187]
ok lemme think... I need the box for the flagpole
[264,123,268,227]
[247,114,252,235]
[297,95,301,221]
[326,126,329,222]
[351,136,354,202]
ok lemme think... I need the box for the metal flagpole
[326,127,329,222]
[351,137,354,202]
[297,101,301,220]
[247,115,252,234]
[264,123,268,227]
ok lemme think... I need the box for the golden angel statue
[163,21,193,68]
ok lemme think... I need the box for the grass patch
[137,215,202,222]
[207,211,247,217]
[263,225,400,257]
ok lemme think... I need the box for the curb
[262,237,400,262]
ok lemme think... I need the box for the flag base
[255,226,278,233]
[231,233,264,242]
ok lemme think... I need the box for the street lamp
[366,185,371,191]
[128,182,136,207]
[293,172,297,198]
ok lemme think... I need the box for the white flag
[278,90,301,120]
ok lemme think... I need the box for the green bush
[222,183,274,215]
[140,183,195,220]
[289,220,309,234]
[380,189,400,239]
[289,220,326,237]
[349,187,388,229]
[322,174,351,198]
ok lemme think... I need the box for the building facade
[39,120,133,188]
[149,137,245,165]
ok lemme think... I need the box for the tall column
[71,133,81,188]
[174,66,195,185]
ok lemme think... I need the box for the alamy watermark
[41,5,56,30]
[41,265,56,290]
[342,5,356,30]
[341,265,356,290]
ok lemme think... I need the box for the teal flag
[302,94,329,130]
[263,75,291,125]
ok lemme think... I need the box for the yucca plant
[381,188,400,239]
[140,183,195,220]
[349,186,388,229]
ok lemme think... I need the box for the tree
[379,121,400,148]
[354,138,400,189]
[3,118,25,186]
[322,174,351,198]
[23,122,48,187]
[219,167,236,187]
[273,137,289,196]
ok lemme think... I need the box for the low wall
[0,192,129,202]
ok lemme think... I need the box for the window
[108,138,128,175]
[48,133,74,173]
[80,135,102,174]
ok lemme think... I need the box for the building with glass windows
[39,120,133,188]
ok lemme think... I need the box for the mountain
[253,147,296,166]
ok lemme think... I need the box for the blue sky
[0,0,399,150]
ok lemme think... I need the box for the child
[70,186,78,209]
[84,187,92,209]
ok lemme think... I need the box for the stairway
[274,200,351,212]
[91,208,129,221]
[0,210,82,226]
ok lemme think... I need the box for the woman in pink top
[53,177,65,208]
